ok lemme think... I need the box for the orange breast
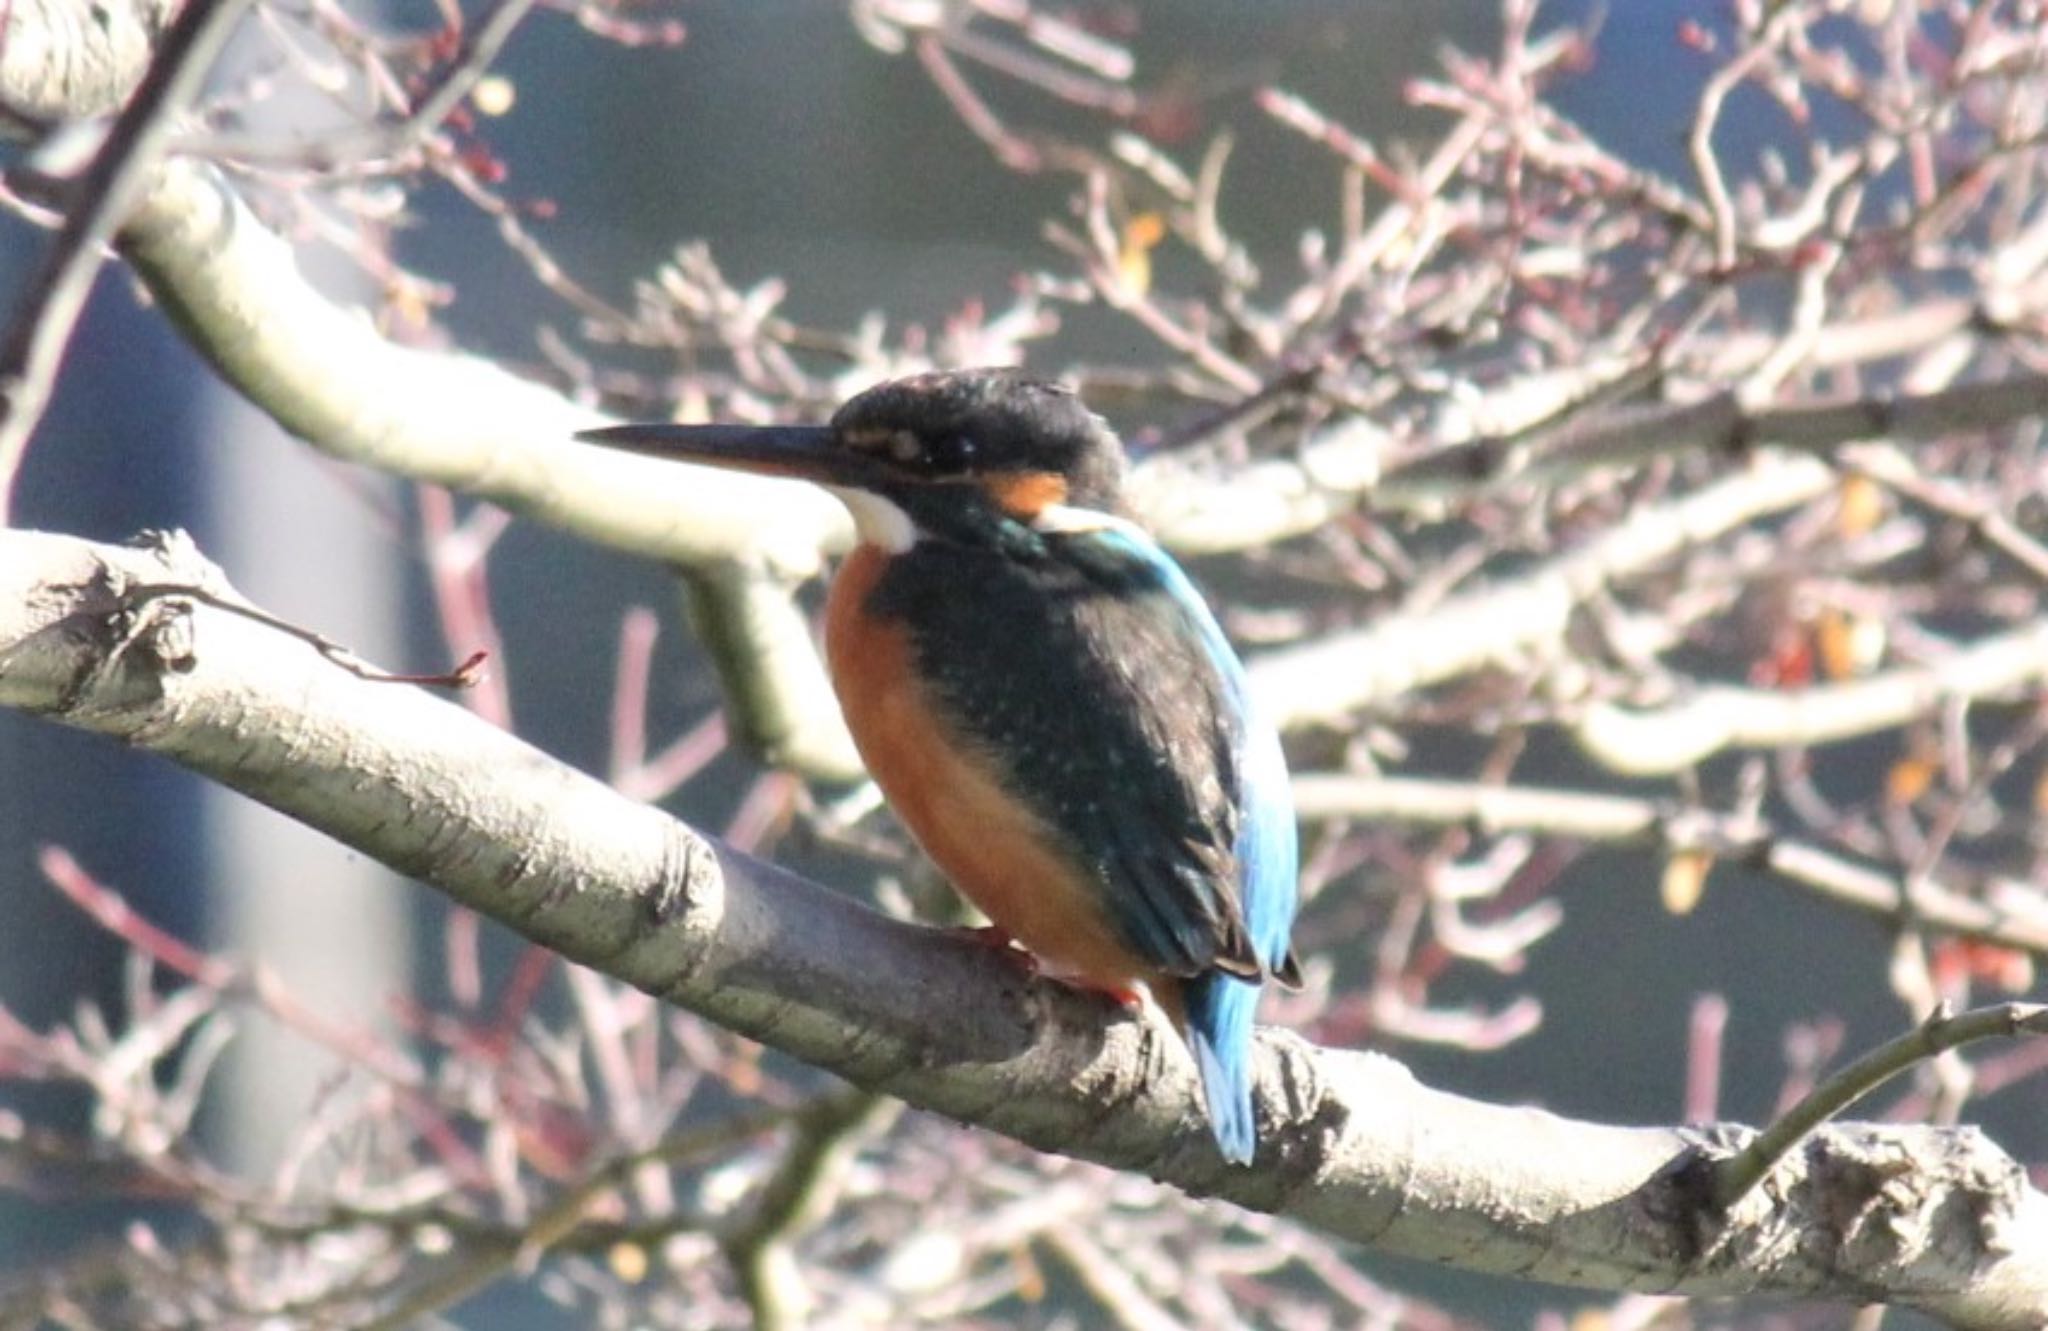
[824,545,1150,990]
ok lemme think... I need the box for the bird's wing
[1058,521,1300,986]
[875,520,1294,982]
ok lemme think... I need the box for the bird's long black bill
[577,422,880,486]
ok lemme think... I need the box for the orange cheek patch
[987,470,1069,520]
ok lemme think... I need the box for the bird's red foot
[1059,978,1147,1013]
[941,928,1144,1011]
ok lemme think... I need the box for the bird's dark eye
[923,434,976,472]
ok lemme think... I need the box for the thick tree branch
[0,0,179,125]
[109,154,2048,779]
[2,526,2043,1327]
[111,158,846,573]
[115,158,862,779]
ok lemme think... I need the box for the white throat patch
[826,485,918,552]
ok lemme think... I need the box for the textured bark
[0,0,180,123]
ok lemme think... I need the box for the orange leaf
[1014,1242,1046,1302]
[1815,610,1855,681]
[1118,212,1167,295]
[1661,849,1713,915]
[1934,938,2037,995]
[1885,755,1935,807]
[1816,609,1884,680]
[1837,473,1885,537]
[610,1242,650,1283]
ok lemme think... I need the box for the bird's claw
[944,925,1143,1011]
[1073,981,1146,1013]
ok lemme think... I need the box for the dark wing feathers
[869,529,1259,980]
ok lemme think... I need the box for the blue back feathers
[1081,523,1299,1165]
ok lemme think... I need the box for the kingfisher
[579,368,1299,1163]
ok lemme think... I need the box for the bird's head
[578,369,1129,552]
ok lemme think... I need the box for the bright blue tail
[1184,970,1261,1164]
[1184,687,1295,1166]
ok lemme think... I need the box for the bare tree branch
[1248,453,1837,729]
[1714,1002,2048,1211]
[1290,774,2048,957]
[115,158,862,778]
[0,0,256,516]
[1577,622,2048,776]
[719,1088,896,1331]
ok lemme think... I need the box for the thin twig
[1841,442,2048,588]
[358,1104,805,1331]
[124,583,486,688]
[0,0,257,517]
[1291,773,2048,957]
[1688,8,1802,271]
[721,1087,896,1331]
[198,0,544,168]
[1384,371,2048,498]
[1712,1002,2048,1210]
